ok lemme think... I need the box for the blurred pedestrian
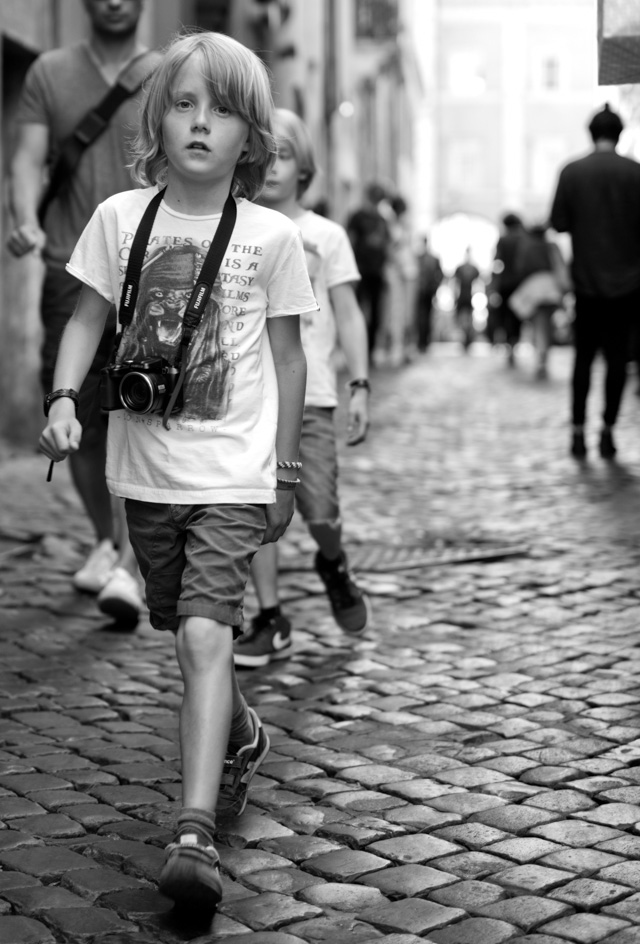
[346,182,392,360]
[550,103,640,460]
[453,247,481,351]
[234,107,370,669]
[415,235,443,352]
[39,31,315,910]
[385,195,419,365]
[7,0,160,625]
[491,212,526,366]
[508,224,571,379]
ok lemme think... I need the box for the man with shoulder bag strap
[7,0,160,626]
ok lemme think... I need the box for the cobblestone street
[2,341,640,944]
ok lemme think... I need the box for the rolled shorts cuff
[177,601,243,630]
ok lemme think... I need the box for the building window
[531,50,565,93]
[542,56,560,89]
[355,0,398,41]
[447,50,487,98]
[446,139,484,192]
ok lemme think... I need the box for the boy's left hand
[263,490,295,544]
[346,389,369,446]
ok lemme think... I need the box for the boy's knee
[177,616,233,669]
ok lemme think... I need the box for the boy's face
[260,135,300,207]
[162,56,250,191]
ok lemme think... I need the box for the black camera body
[100,357,183,416]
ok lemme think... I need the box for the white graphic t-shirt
[67,188,318,504]
[296,210,360,407]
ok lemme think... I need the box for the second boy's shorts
[41,264,117,447]
[124,500,266,635]
[296,406,340,525]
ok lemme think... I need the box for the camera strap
[38,50,162,226]
[113,186,238,428]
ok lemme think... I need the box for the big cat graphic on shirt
[116,244,230,422]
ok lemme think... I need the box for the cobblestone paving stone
[1,343,640,942]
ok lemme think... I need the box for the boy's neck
[164,179,233,216]
[260,194,305,221]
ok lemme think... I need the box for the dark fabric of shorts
[124,500,267,634]
[296,406,340,525]
[41,264,117,446]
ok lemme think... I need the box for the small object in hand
[47,460,55,482]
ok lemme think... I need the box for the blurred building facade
[412,0,604,269]
[0,0,421,442]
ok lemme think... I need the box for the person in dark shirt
[550,104,640,460]
[415,236,443,351]
[490,212,526,365]
[346,183,392,359]
[453,248,481,351]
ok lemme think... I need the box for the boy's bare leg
[176,616,235,811]
[250,543,280,609]
[309,520,342,561]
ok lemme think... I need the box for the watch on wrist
[348,378,371,392]
[43,388,79,417]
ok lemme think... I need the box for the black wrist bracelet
[276,477,300,491]
[348,378,370,392]
[43,388,79,417]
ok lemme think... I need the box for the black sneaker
[599,428,617,459]
[315,550,369,634]
[571,430,587,459]
[216,707,270,819]
[159,834,222,910]
[233,615,292,668]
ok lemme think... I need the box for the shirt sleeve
[324,223,361,288]
[17,58,51,126]
[66,203,116,304]
[267,230,318,317]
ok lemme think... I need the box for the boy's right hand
[7,223,46,258]
[39,402,82,463]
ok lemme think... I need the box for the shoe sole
[234,643,292,668]
[159,848,222,911]
[97,596,140,628]
[236,724,270,817]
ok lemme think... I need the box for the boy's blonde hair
[273,108,317,198]
[130,31,277,200]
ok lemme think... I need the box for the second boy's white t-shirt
[67,188,317,504]
[295,210,361,407]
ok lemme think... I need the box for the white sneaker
[97,567,143,628]
[73,540,118,594]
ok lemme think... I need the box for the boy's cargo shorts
[125,500,266,634]
[296,406,340,525]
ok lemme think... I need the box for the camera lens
[119,372,158,414]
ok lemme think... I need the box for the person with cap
[550,103,640,460]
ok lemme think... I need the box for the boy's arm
[329,281,370,446]
[264,314,307,545]
[39,284,112,463]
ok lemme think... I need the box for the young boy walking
[39,33,315,910]
[234,109,370,668]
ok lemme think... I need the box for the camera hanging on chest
[99,187,237,428]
